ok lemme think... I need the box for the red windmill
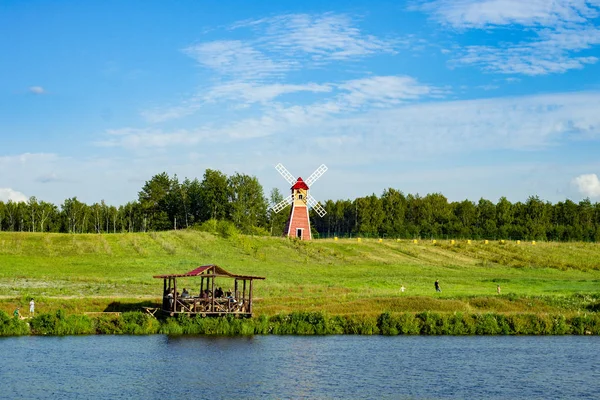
[271,163,328,240]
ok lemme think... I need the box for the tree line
[1,170,600,241]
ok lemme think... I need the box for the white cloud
[141,104,201,124]
[241,13,397,60]
[573,173,600,197]
[453,27,600,75]
[205,82,332,104]
[0,188,28,202]
[418,0,600,75]
[336,76,442,108]
[103,91,600,158]
[0,153,58,165]
[96,128,212,149]
[182,40,293,79]
[28,86,45,94]
[419,0,600,28]
[145,13,402,123]
[476,84,499,90]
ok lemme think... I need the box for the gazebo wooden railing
[153,264,265,317]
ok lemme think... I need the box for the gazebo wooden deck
[153,264,265,317]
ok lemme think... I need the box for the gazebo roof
[153,264,265,280]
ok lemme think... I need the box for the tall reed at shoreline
[2,310,599,337]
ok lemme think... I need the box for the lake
[1,335,598,399]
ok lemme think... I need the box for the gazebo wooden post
[211,269,215,314]
[173,278,177,312]
[243,280,247,310]
[234,279,239,304]
[162,278,167,310]
[249,279,254,314]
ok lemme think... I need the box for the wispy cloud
[418,0,600,28]
[103,91,600,158]
[28,86,45,94]
[96,128,212,149]
[573,173,600,197]
[336,76,444,109]
[204,82,333,104]
[144,12,402,123]
[182,40,294,79]
[417,0,600,75]
[453,26,600,75]
[35,173,60,183]
[236,13,398,60]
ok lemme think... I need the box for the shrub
[159,318,184,335]
[120,312,160,334]
[475,313,501,335]
[30,310,94,335]
[330,315,377,335]
[417,312,446,335]
[447,312,475,335]
[550,315,569,335]
[569,314,600,335]
[93,314,123,334]
[217,220,239,239]
[396,313,421,335]
[377,312,398,335]
[196,219,218,234]
[0,311,30,336]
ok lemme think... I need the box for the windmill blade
[306,194,327,217]
[305,164,328,187]
[271,194,294,213]
[275,163,296,186]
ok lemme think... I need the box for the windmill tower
[271,163,328,240]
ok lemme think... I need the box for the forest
[1,169,600,241]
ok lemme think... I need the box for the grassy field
[1,231,599,317]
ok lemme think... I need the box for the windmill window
[297,228,303,238]
[298,194,303,200]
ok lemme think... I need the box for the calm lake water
[0,335,598,399]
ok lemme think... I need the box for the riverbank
[2,231,600,318]
[1,310,599,336]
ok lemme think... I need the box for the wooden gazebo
[153,264,265,317]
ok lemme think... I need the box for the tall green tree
[477,198,497,238]
[380,188,407,237]
[61,197,85,233]
[138,172,173,230]
[496,197,513,238]
[0,201,4,231]
[355,194,384,236]
[199,169,229,221]
[184,178,203,225]
[268,187,288,236]
[228,172,268,231]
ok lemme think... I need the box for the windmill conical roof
[292,177,309,190]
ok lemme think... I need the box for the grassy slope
[0,231,599,316]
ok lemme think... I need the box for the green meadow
[1,230,599,317]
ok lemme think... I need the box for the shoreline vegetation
[1,310,599,336]
[1,230,599,336]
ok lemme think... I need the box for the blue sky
[2,0,600,206]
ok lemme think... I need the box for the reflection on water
[1,335,598,399]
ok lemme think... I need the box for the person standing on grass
[497,285,501,295]
[400,285,406,293]
[435,279,441,293]
[29,299,35,315]
[13,307,20,318]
